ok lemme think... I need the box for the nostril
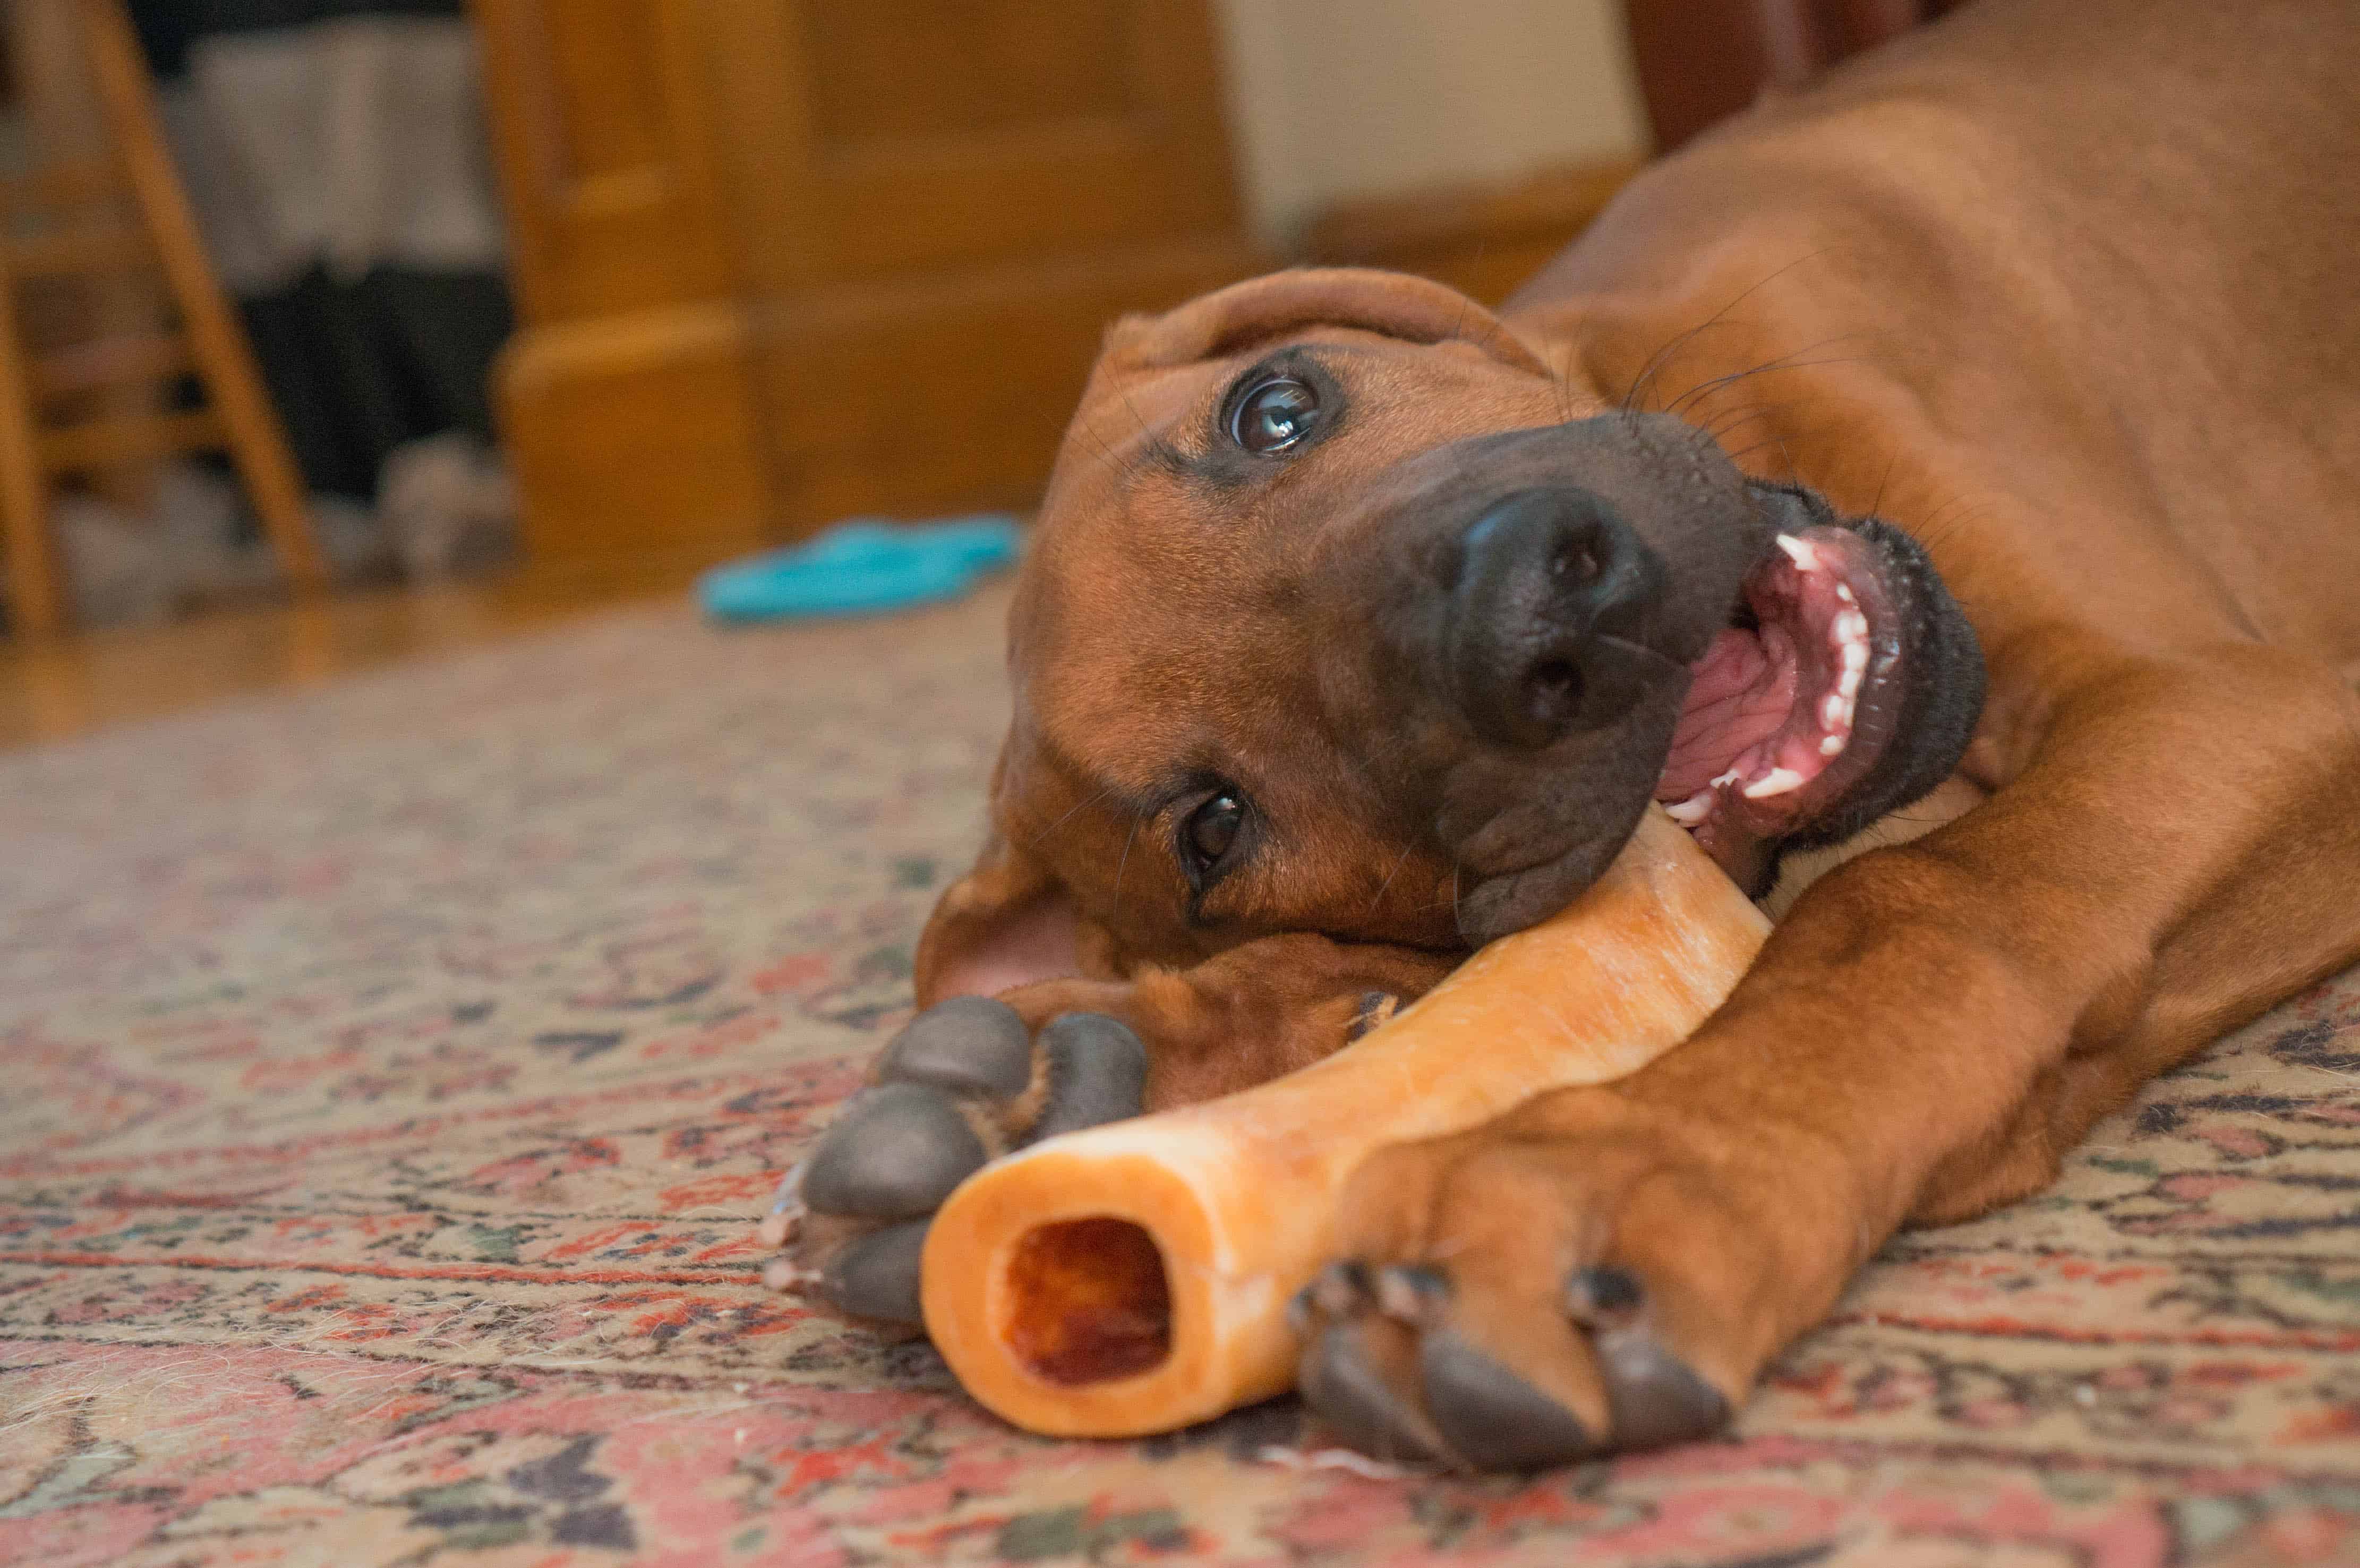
[1551,512,1656,630]
[1531,658,1580,692]
[1553,542,1602,586]
[1525,658,1585,727]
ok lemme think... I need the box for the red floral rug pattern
[4,587,2356,1566]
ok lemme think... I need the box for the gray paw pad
[1028,1013,1149,1143]
[1418,1331,1594,1470]
[1593,1324,1729,1450]
[820,1219,931,1325]
[800,1082,987,1220]
[1297,1318,1451,1467]
[876,995,1033,1098]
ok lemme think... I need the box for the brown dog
[770,0,2360,1470]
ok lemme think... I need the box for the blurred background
[0,0,1945,742]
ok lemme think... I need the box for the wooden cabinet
[473,1,1264,583]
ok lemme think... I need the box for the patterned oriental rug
[5,584,2358,1568]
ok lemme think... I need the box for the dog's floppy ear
[913,829,1083,1007]
[1106,266,1556,376]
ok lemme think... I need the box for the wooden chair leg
[0,246,65,638]
[78,0,329,595]
[9,0,166,515]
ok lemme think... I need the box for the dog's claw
[1306,1259,1375,1319]
[1346,990,1401,1043]
[800,1083,987,1220]
[1372,1263,1450,1325]
[762,1255,824,1293]
[765,1160,807,1213]
[755,1161,808,1248]
[754,1205,801,1249]
[1418,1331,1596,1471]
[1593,1323,1729,1450]
[1563,1263,1646,1322]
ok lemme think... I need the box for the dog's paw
[1288,1090,1768,1471]
[759,996,1148,1329]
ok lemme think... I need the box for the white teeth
[1742,766,1809,799]
[1830,608,1871,730]
[1820,681,1857,742]
[1709,766,1746,791]
[1664,790,1715,825]
[1743,543,1871,788]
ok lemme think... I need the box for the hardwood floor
[0,560,704,749]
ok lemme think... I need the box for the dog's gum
[919,804,1768,1438]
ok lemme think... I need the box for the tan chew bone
[920,804,1768,1437]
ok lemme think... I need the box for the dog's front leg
[765,932,1454,1328]
[1293,645,2360,1470]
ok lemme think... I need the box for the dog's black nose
[1445,486,1671,748]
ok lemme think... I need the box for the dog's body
[773,0,2360,1469]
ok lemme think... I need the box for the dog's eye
[1229,376,1320,455]
[1183,791,1245,873]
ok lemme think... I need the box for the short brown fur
[894,0,2360,1454]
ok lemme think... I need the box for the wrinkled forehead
[1000,501,1318,842]
[1006,562,1296,810]
[1008,348,1299,772]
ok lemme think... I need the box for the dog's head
[917,269,1983,1002]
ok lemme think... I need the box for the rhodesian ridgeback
[767,0,2360,1469]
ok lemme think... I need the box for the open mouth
[1653,526,1906,878]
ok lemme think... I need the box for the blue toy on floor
[697,515,1022,622]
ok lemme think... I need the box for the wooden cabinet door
[705,0,1243,289]
[476,0,776,580]
[475,0,734,322]
[698,0,1263,530]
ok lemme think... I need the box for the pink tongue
[1654,626,1799,800]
